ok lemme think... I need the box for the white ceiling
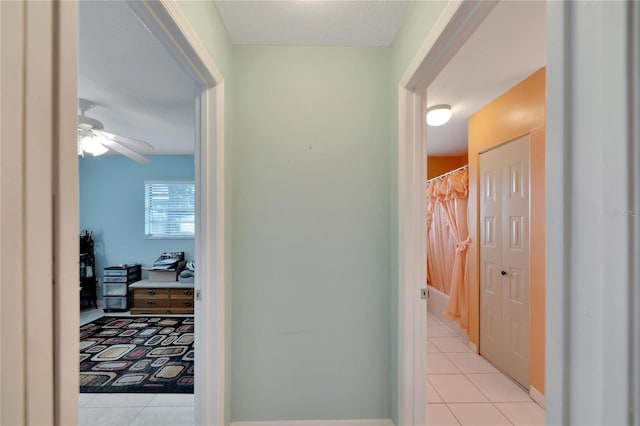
[426,1,546,156]
[215,0,409,46]
[79,1,197,155]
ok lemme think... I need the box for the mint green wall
[232,46,390,421]
[173,3,235,424]
[389,2,447,424]
[176,1,448,423]
[79,155,195,283]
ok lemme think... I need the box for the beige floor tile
[83,393,155,408]
[148,394,195,407]
[427,325,456,337]
[78,393,96,407]
[427,380,443,403]
[444,353,499,374]
[427,339,442,353]
[430,337,471,353]
[495,402,545,425]
[448,403,511,425]
[78,407,144,426]
[466,374,531,402]
[427,403,460,425]
[428,375,488,403]
[130,406,194,426]
[427,353,461,374]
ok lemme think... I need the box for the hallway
[426,312,545,425]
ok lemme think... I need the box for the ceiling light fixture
[426,104,452,127]
[78,132,109,157]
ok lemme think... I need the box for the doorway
[56,1,225,424]
[77,2,199,422]
[479,135,530,388]
[397,1,546,423]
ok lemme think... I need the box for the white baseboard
[468,341,478,353]
[230,420,394,426]
[529,385,545,408]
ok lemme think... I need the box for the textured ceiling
[215,0,409,46]
[79,1,197,155]
[426,0,546,156]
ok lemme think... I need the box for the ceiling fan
[77,98,154,163]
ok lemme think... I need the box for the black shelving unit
[80,230,97,309]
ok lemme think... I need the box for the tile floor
[79,307,544,425]
[426,311,545,426]
[78,393,194,426]
[79,306,194,426]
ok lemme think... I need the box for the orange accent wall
[426,155,468,180]
[467,68,545,394]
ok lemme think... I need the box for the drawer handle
[147,290,156,296]
[146,301,156,305]
[183,290,192,296]
[183,301,192,307]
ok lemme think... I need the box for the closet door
[480,135,530,388]
[479,147,503,369]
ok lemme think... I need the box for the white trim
[529,386,545,408]
[53,1,80,424]
[230,420,394,426]
[546,1,638,424]
[1,1,78,423]
[631,1,640,420]
[468,341,478,354]
[399,1,496,90]
[110,2,226,425]
[396,1,497,423]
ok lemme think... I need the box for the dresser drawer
[137,299,170,308]
[134,288,170,299]
[171,288,194,299]
[170,298,194,309]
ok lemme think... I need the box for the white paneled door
[480,135,530,388]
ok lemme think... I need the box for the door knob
[501,270,507,276]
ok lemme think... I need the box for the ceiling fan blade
[101,139,150,164]
[100,130,155,152]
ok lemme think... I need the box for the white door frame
[396,1,497,423]
[545,1,640,424]
[33,0,227,424]
[400,1,640,425]
[118,2,227,424]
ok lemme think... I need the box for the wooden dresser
[129,281,194,315]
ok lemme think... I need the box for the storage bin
[103,295,129,311]
[103,282,127,297]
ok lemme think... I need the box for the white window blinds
[144,181,195,238]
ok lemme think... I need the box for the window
[144,181,195,239]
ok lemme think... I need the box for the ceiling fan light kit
[77,98,154,163]
[79,134,109,156]
[426,104,452,127]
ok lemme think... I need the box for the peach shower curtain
[426,167,470,332]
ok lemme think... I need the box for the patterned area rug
[80,317,194,393]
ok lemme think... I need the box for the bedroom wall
[231,45,390,422]
[467,67,546,394]
[427,154,468,180]
[79,155,195,288]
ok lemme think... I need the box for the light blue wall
[231,46,391,422]
[389,2,447,424]
[79,155,195,284]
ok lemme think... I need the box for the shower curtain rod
[426,164,469,183]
